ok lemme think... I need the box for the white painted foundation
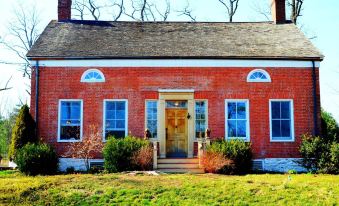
[59,158,104,172]
[255,158,307,173]
[59,158,307,173]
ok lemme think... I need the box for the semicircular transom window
[247,69,271,82]
[81,69,105,83]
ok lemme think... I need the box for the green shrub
[300,134,339,174]
[103,136,150,173]
[206,140,252,174]
[15,143,58,176]
[8,105,37,159]
[321,109,339,143]
[300,110,339,174]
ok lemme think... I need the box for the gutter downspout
[35,60,39,137]
[312,61,318,136]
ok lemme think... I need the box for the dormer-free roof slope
[27,20,323,60]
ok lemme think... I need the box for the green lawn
[0,171,338,206]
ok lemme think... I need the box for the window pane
[271,102,281,119]
[237,102,246,119]
[116,102,125,110]
[106,110,115,119]
[116,120,125,129]
[227,120,237,137]
[106,102,115,110]
[116,110,125,119]
[281,102,291,119]
[105,130,125,139]
[281,120,291,137]
[60,126,80,140]
[228,102,237,119]
[105,120,115,129]
[70,104,80,119]
[61,106,70,119]
[237,120,247,137]
[272,120,281,137]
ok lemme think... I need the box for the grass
[0,171,338,206]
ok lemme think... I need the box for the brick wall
[30,66,321,159]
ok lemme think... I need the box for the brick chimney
[58,0,72,21]
[271,0,286,24]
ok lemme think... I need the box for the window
[270,100,294,142]
[103,100,128,140]
[81,69,105,83]
[58,100,83,142]
[247,69,271,82]
[145,100,158,138]
[225,100,250,141]
[195,100,207,138]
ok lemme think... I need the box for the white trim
[247,69,272,82]
[30,59,321,68]
[194,99,208,139]
[57,99,83,142]
[158,89,194,93]
[269,99,295,142]
[80,69,105,83]
[225,99,250,141]
[145,99,159,139]
[103,99,128,141]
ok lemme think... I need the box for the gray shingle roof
[27,20,323,60]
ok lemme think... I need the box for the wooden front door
[166,109,188,157]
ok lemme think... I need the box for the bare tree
[251,0,271,21]
[177,2,196,22]
[217,0,240,22]
[288,0,303,25]
[65,125,104,171]
[253,0,304,25]
[0,77,12,92]
[0,6,41,79]
[124,0,171,21]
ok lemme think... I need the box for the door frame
[158,91,195,158]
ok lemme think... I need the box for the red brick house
[27,0,323,172]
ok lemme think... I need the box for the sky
[0,0,338,120]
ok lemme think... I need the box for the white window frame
[225,99,250,141]
[194,100,208,140]
[57,99,83,142]
[145,100,158,140]
[103,99,128,141]
[81,69,105,83]
[269,99,295,142]
[247,69,271,82]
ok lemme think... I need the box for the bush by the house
[300,134,339,174]
[103,136,150,172]
[131,145,153,171]
[8,105,37,159]
[299,110,339,174]
[200,151,233,173]
[15,143,59,176]
[204,139,252,174]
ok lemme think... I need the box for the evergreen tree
[8,105,37,159]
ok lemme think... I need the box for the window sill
[270,139,295,143]
[225,137,250,142]
[57,139,82,143]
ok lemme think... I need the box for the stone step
[157,163,200,169]
[157,158,199,164]
[158,168,205,174]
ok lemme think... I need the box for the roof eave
[27,55,324,61]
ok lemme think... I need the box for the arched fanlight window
[81,69,105,83]
[247,69,271,82]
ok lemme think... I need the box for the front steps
[157,158,204,174]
